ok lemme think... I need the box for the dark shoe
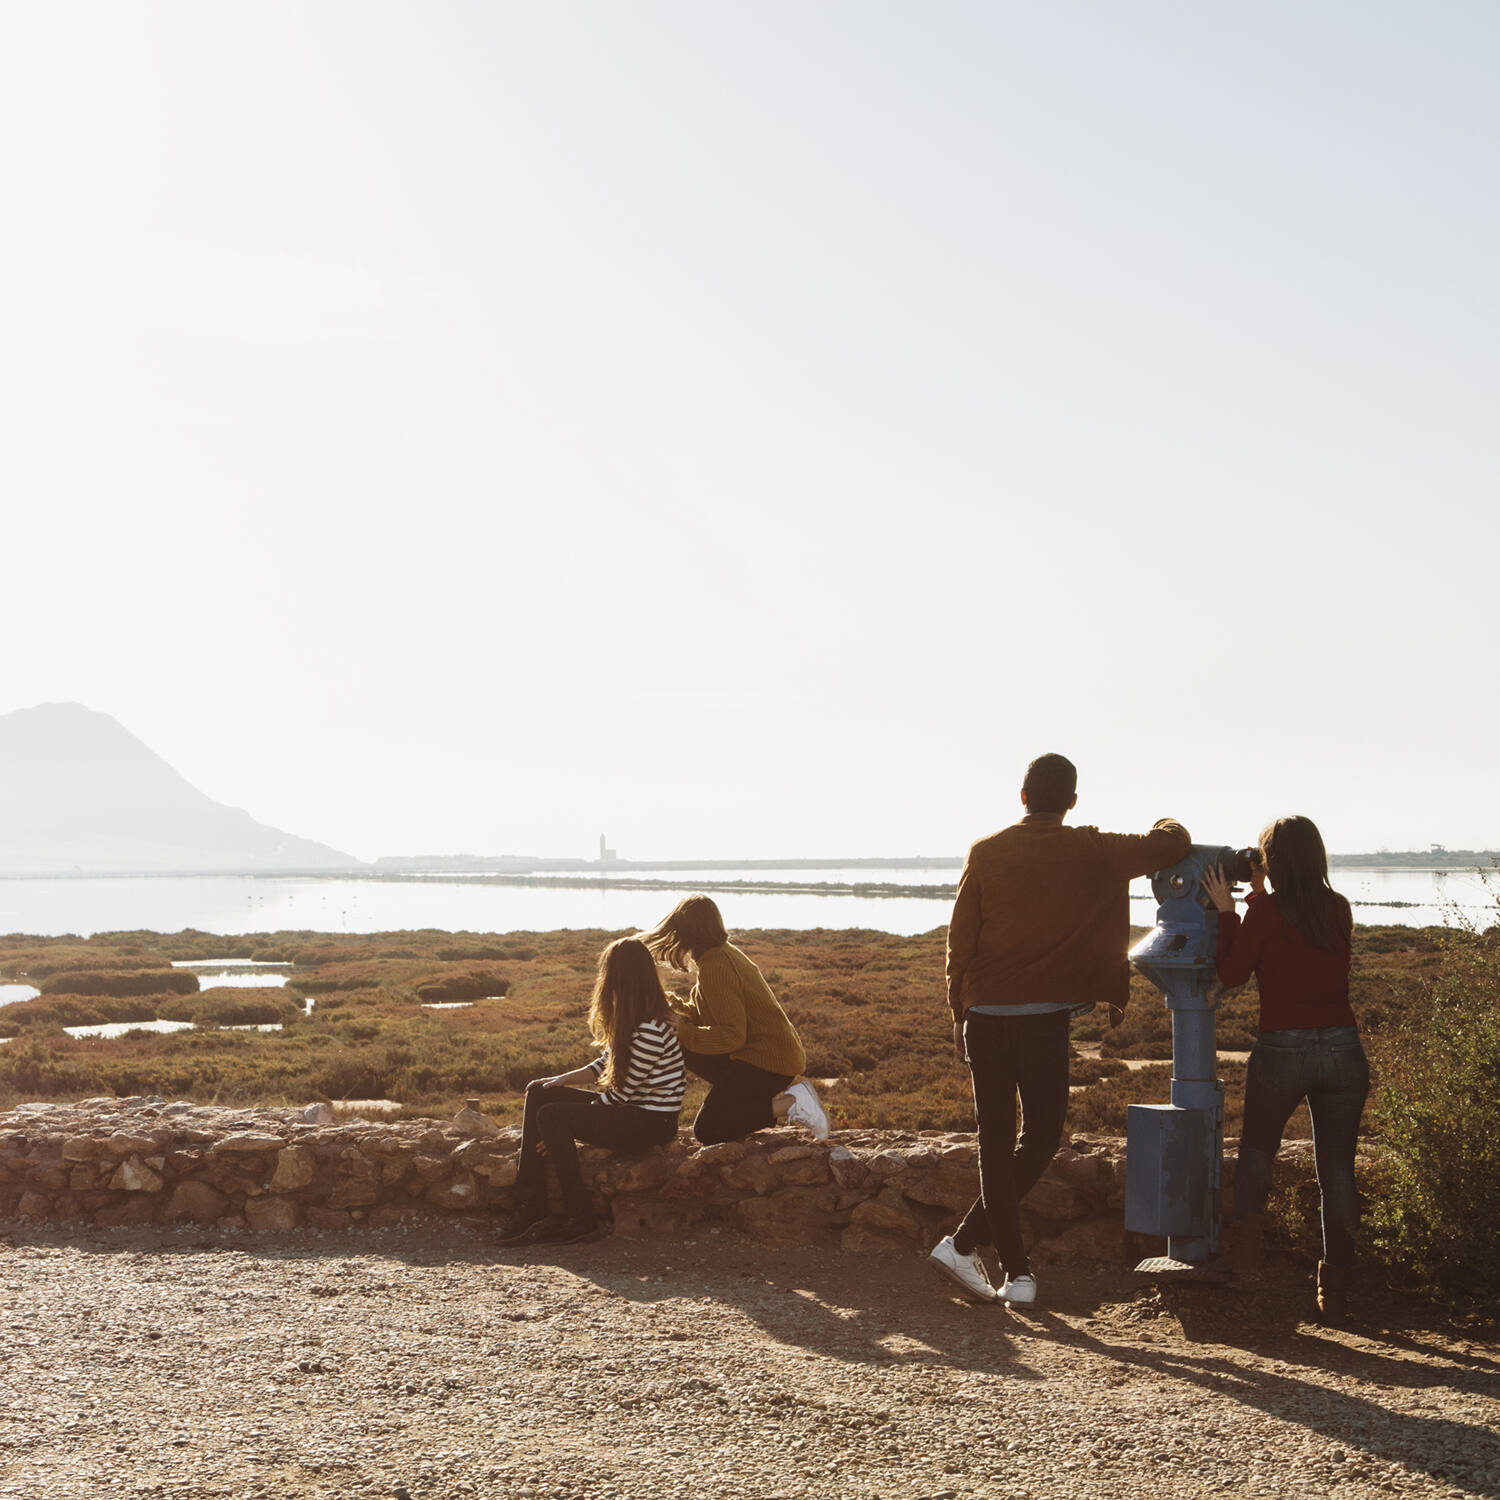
[493,1203,550,1246]
[1225,1212,1266,1278]
[534,1213,603,1245]
[1317,1261,1351,1322]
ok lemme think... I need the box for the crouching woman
[640,895,828,1144]
[496,937,684,1246]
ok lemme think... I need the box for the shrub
[158,988,304,1028]
[39,970,199,998]
[1365,913,1500,1307]
[413,971,509,1002]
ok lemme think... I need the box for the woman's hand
[953,1020,967,1063]
[1201,865,1236,913]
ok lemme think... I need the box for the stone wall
[0,1096,1326,1262]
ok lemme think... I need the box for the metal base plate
[1133,1256,1231,1284]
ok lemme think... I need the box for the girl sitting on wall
[496,937,685,1246]
[1203,815,1367,1320]
[639,895,829,1144]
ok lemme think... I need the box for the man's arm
[1099,819,1192,881]
[946,852,981,1024]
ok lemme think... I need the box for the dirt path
[1,1223,1495,1500]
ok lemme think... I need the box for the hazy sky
[5,1,1497,861]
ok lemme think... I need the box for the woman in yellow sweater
[639,895,829,1144]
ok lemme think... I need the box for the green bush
[1365,914,1500,1307]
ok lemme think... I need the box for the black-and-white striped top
[586,1018,685,1113]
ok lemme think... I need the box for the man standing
[930,753,1190,1306]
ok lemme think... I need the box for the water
[171,960,292,988]
[0,863,1491,939]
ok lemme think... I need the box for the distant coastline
[1,849,1495,882]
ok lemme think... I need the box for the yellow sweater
[675,943,807,1079]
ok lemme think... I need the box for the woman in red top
[1203,815,1367,1320]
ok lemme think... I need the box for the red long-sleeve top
[1216,891,1355,1033]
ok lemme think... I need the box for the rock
[302,1103,335,1125]
[776,1156,832,1188]
[607,1192,708,1240]
[305,1206,353,1232]
[17,1191,51,1219]
[721,1155,779,1195]
[453,1104,500,1139]
[1024,1177,1086,1221]
[1035,1217,1127,1263]
[68,1167,99,1192]
[329,1149,381,1209]
[470,1156,520,1188]
[827,1145,871,1193]
[424,1178,476,1210]
[602,1152,675,1195]
[410,1153,451,1181]
[846,1194,922,1241]
[685,1141,748,1167]
[104,1132,160,1157]
[245,1195,302,1232]
[767,1145,812,1164]
[866,1151,910,1181]
[108,1156,165,1193]
[61,1136,110,1163]
[165,1180,230,1223]
[212,1132,284,1154]
[269,1146,318,1193]
[94,1195,163,1228]
[899,1163,978,1212]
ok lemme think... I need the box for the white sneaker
[999,1273,1037,1305]
[785,1081,829,1140]
[928,1236,998,1303]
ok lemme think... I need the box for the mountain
[0,702,361,875]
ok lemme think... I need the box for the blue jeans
[1235,1026,1369,1266]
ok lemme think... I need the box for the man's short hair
[1023,753,1077,814]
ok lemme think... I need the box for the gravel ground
[1,1223,1496,1500]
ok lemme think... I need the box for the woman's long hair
[637,894,728,972]
[588,937,672,1090]
[1259,815,1352,953]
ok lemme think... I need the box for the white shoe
[999,1273,1037,1305]
[785,1081,829,1140]
[928,1236,998,1303]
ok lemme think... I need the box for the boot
[1225,1212,1266,1278]
[1317,1261,1351,1322]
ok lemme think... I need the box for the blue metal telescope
[1123,844,1243,1267]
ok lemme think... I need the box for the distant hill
[0,702,361,875]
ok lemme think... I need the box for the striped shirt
[586,1018,685,1113]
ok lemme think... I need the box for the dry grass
[0,922,1456,1136]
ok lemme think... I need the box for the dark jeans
[1235,1025,1369,1267]
[952,1009,1071,1278]
[516,1084,679,1219]
[680,1050,794,1145]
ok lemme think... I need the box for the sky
[3,1,1497,862]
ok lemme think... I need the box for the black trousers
[952,1009,1071,1278]
[680,1050,793,1145]
[516,1084,679,1219]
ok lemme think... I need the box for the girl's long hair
[588,937,672,1090]
[637,894,728,972]
[1259,815,1352,953]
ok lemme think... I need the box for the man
[930,753,1190,1306]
